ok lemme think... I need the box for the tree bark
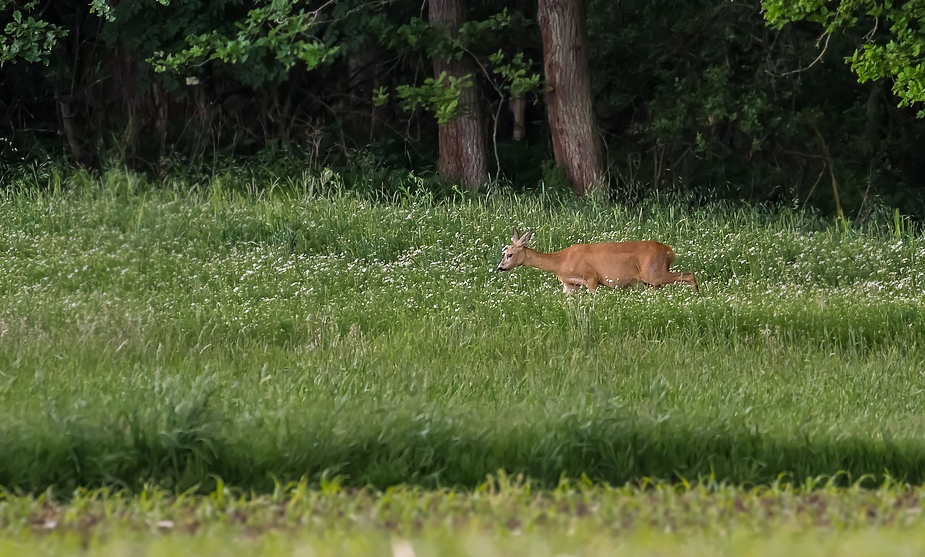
[429,0,488,191]
[55,93,88,167]
[538,0,605,197]
[510,96,526,141]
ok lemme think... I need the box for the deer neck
[523,248,562,273]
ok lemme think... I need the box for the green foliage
[148,0,339,87]
[373,86,390,107]
[374,16,435,52]
[0,6,66,66]
[648,63,779,157]
[584,0,925,214]
[489,50,541,98]
[0,0,162,66]
[763,0,925,113]
[394,72,473,124]
[539,160,575,199]
[374,9,515,58]
[374,6,541,127]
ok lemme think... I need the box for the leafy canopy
[762,0,925,115]
[0,0,129,66]
[148,0,339,87]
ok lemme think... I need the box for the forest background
[2,0,925,217]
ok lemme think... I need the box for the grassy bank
[2,170,925,491]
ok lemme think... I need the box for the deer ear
[520,230,534,245]
[512,227,520,243]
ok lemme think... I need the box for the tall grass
[2,168,925,492]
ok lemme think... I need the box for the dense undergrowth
[2,168,925,492]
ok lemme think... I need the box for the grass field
[3,167,925,553]
[2,169,925,493]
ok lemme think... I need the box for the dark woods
[2,0,924,217]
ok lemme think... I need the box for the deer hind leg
[617,277,641,289]
[648,270,699,292]
[585,276,600,292]
[680,271,698,292]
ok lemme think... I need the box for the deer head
[497,227,534,272]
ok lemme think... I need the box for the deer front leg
[560,275,599,293]
[560,275,586,294]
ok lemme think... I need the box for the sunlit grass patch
[4,479,925,556]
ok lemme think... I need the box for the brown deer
[497,228,698,294]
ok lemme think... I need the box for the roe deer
[496,227,698,294]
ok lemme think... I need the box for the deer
[496,227,698,294]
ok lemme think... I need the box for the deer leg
[562,276,597,294]
[648,270,699,292]
[603,277,634,289]
[681,271,699,292]
[618,278,641,289]
[585,276,600,292]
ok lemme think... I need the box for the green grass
[11,531,925,557]
[5,480,925,556]
[2,169,925,492]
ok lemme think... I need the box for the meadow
[2,167,925,552]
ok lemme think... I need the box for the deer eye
[506,254,512,258]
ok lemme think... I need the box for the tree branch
[767,32,831,77]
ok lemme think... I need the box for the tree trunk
[538,0,605,197]
[511,96,526,141]
[55,93,88,167]
[429,0,488,191]
[347,40,380,140]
